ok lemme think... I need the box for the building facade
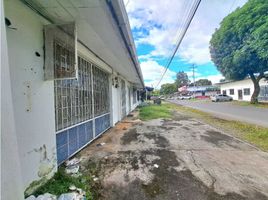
[220,78,268,101]
[1,0,144,199]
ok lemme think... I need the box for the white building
[1,0,144,199]
[219,78,268,101]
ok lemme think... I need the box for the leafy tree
[195,79,212,86]
[160,83,177,95]
[210,0,268,103]
[152,89,160,96]
[175,71,190,88]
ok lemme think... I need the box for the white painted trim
[94,112,110,119]
[55,112,110,134]
[56,118,94,134]
[77,43,112,74]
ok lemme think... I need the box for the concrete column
[1,0,24,198]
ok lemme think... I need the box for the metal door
[238,89,243,100]
[121,79,126,118]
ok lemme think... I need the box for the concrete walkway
[78,111,268,200]
[168,99,268,127]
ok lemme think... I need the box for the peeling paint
[25,145,57,196]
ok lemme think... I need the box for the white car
[178,95,192,100]
[211,94,233,102]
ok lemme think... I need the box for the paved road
[168,100,268,127]
[79,112,268,200]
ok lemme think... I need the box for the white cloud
[196,74,225,84]
[140,60,176,88]
[124,0,247,64]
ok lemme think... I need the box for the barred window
[54,56,93,131]
[44,23,77,80]
[54,41,76,78]
[229,89,234,95]
[244,88,250,95]
[93,66,110,116]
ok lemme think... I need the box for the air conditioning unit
[44,22,77,80]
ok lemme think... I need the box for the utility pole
[189,64,196,97]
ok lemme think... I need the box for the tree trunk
[249,73,264,104]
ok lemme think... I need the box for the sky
[123,0,248,88]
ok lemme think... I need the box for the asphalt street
[168,99,268,127]
[79,111,268,200]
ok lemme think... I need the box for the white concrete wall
[5,0,57,194]
[1,0,24,198]
[111,74,121,126]
[220,78,268,101]
[110,75,140,126]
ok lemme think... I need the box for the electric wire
[156,0,200,88]
[155,0,202,88]
[163,0,194,70]
[162,0,196,75]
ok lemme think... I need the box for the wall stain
[25,145,57,196]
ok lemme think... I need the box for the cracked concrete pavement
[78,111,268,200]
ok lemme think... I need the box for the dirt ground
[78,110,268,200]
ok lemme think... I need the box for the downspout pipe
[106,0,144,88]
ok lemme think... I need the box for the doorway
[238,89,243,100]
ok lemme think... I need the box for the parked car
[178,95,193,100]
[211,94,233,102]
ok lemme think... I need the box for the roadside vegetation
[210,0,268,104]
[139,103,173,121]
[29,165,102,200]
[232,101,268,108]
[139,102,268,151]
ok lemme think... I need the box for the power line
[156,0,201,88]
[155,0,202,88]
[125,0,130,7]
[163,0,195,69]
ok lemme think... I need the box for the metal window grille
[54,41,75,79]
[45,23,77,80]
[54,55,93,131]
[121,79,126,117]
[133,88,137,104]
[93,65,110,117]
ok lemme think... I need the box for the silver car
[178,95,192,100]
[211,94,233,102]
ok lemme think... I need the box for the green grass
[166,102,268,151]
[31,168,95,199]
[139,103,173,121]
[232,100,268,108]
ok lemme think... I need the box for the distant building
[219,78,268,101]
[178,85,220,97]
